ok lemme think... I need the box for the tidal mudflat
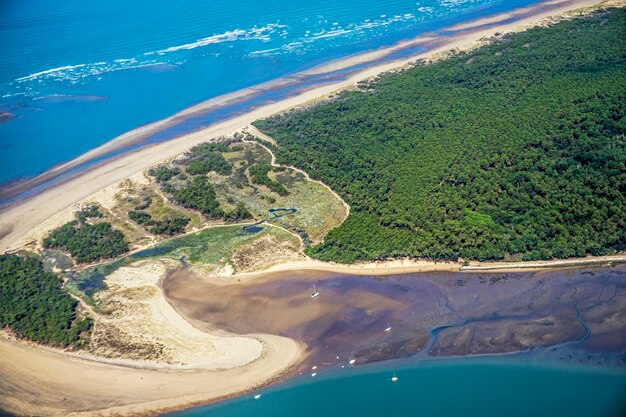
[164,265,626,370]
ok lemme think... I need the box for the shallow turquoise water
[166,357,626,417]
[0,0,542,186]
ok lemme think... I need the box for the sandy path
[0,0,610,253]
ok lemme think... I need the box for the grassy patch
[65,224,299,301]
[211,142,347,244]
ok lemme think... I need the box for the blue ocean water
[167,357,626,417]
[0,0,543,187]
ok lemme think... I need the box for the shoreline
[202,254,626,286]
[0,0,609,253]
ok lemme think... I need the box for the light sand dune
[89,261,263,369]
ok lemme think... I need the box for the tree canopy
[254,9,626,263]
[0,255,91,347]
[43,205,129,263]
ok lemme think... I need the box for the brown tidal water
[162,265,626,370]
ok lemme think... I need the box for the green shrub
[44,221,129,263]
[249,163,289,196]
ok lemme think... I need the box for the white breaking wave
[154,23,287,55]
[14,60,162,84]
[249,12,422,57]
[438,0,476,8]
[9,22,287,88]
[15,64,88,82]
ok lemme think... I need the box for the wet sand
[163,265,626,370]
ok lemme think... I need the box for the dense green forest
[44,205,129,263]
[128,209,190,235]
[184,142,233,176]
[255,9,626,263]
[171,176,225,218]
[0,255,91,347]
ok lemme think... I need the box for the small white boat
[349,359,356,365]
[311,372,317,377]
[384,323,392,332]
[311,365,317,370]
[254,394,262,400]
[391,373,398,382]
[311,284,320,298]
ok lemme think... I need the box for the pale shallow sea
[0,0,542,188]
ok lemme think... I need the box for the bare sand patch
[89,260,263,369]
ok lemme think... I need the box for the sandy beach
[0,259,305,417]
[189,254,626,288]
[1,1,624,416]
[0,331,302,417]
[0,0,612,254]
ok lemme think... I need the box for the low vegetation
[255,9,626,263]
[0,254,91,347]
[143,224,299,265]
[44,205,129,263]
[66,224,301,301]
[205,141,347,244]
[149,142,253,222]
[127,195,191,236]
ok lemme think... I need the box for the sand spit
[0,331,302,417]
[0,259,303,417]
[201,254,626,286]
[0,0,614,254]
